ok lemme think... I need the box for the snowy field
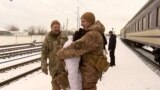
[0,35,45,45]
[0,38,160,90]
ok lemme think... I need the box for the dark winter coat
[108,34,116,50]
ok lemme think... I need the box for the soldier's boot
[82,82,97,90]
[52,78,61,90]
[51,72,69,90]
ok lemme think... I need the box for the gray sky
[0,0,148,34]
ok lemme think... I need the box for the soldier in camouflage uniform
[41,20,68,90]
[57,12,106,90]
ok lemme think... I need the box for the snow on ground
[0,35,45,46]
[97,39,160,90]
[0,61,40,82]
[143,46,154,52]
[1,38,160,90]
[0,71,52,90]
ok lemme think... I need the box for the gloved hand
[103,49,108,55]
[41,67,48,75]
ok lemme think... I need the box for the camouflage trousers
[51,77,69,90]
[52,77,61,90]
[51,72,69,90]
[81,62,100,90]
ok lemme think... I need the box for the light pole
[112,27,115,34]
[15,35,17,44]
[77,6,80,30]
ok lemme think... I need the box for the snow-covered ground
[143,46,154,52]
[0,61,40,83]
[0,35,45,46]
[1,38,160,90]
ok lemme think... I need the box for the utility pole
[77,6,80,30]
[66,18,69,36]
[66,18,68,31]
[112,27,115,34]
[62,23,65,31]
[112,27,114,31]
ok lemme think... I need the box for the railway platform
[1,38,160,90]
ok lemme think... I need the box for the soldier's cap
[81,12,95,24]
[51,20,60,28]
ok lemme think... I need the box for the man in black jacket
[108,31,116,66]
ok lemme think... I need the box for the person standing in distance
[108,31,116,67]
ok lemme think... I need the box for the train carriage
[120,0,160,63]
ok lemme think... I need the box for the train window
[129,27,131,33]
[131,25,134,32]
[133,25,135,32]
[149,12,153,28]
[149,9,157,28]
[136,22,138,32]
[146,14,149,29]
[133,24,135,32]
[134,24,136,32]
[158,7,160,27]
[127,27,129,33]
[148,13,150,28]
[139,19,142,31]
[143,16,147,30]
[126,28,128,33]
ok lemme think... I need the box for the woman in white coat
[63,29,85,90]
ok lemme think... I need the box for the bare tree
[27,26,36,35]
[6,25,20,31]
[37,26,48,35]
[27,25,48,35]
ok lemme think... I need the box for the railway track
[0,42,42,48]
[0,58,41,87]
[0,47,42,59]
[0,53,40,64]
[0,58,40,72]
[0,43,42,87]
[0,44,42,53]
[0,67,41,87]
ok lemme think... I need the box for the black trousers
[109,49,115,65]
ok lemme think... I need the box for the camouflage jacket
[57,21,105,69]
[41,31,68,77]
